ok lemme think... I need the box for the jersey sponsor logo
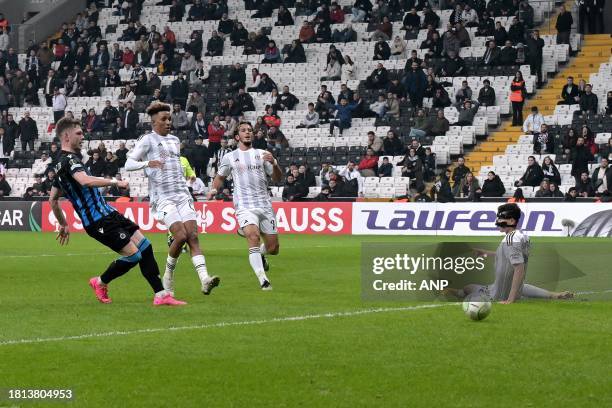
[119,232,126,239]
[98,227,104,234]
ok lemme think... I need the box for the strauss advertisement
[39,201,612,237]
[41,201,352,234]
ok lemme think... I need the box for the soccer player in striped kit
[209,121,282,290]
[125,102,220,297]
[49,117,185,306]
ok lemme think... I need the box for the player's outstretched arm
[500,263,526,304]
[49,186,70,245]
[207,175,225,200]
[72,171,129,189]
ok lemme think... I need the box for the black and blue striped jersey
[53,151,116,227]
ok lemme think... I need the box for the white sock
[192,254,210,282]
[165,255,178,276]
[260,243,267,255]
[248,247,268,285]
[155,290,167,298]
[96,277,106,287]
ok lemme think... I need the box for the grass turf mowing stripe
[0,303,452,347]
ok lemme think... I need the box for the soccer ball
[462,298,492,321]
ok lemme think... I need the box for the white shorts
[153,195,197,228]
[236,207,278,235]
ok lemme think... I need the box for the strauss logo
[197,204,215,233]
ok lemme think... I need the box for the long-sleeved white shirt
[339,167,363,194]
[52,94,67,111]
[522,113,545,133]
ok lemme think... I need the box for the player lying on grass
[125,102,219,297]
[208,122,282,290]
[48,117,186,306]
[446,203,574,304]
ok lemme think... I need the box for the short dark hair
[146,101,171,116]
[55,117,81,138]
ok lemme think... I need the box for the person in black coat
[575,171,594,197]
[282,173,308,201]
[205,31,224,56]
[284,40,306,63]
[170,72,189,109]
[481,171,506,197]
[478,80,496,106]
[431,169,455,202]
[571,137,594,181]
[85,151,107,177]
[516,156,544,187]
[541,156,561,186]
[558,76,580,105]
[18,112,38,151]
[230,22,249,46]
[373,40,390,60]
[365,63,389,89]
[591,158,612,196]
[120,102,139,139]
[382,130,404,156]
[555,5,573,46]
[275,5,294,26]
[499,40,517,65]
[228,63,246,92]
[3,114,19,153]
[526,30,544,85]
[482,40,501,66]
[579,84,599,113]
[191,136,210,180]
[275,86,300,111]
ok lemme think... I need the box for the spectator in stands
[315,20,332,44]
[85,151,106,177]
[118,85,136,105]
[564,186,577,201]
[534,179,552,197]
[522,106,544,134]
[205,31,224,57]
[482,40,501,66]
[549,183,564,198]
[51,87,67,124]
[111,117,126,140]
[499,40,517,66]
[533,123,553,155]
[235,87,255,113]
[390,36,407,60]
[256,73,277,94]
[121,101,138,138]
[105,152,120,178]
[421,30,443,59]
[476,11,494,36]
[224,115,239,136]
[186,91,206,116]
[456,22,471,47]
[180,51,197,75]
[555,5,573,46]
[296,103,319,129]
[338,161,362,196]
[16,111,37,151]
[516,155,544,187]
[284,40,306,63]
[378,157,393,177]
[352,0,372,22]
[591,158,611,196]
[370,16,392,42]
[399,148,424,187]
[386,92,400,119]
[170,72,189,108]
[477,79,496,107]
[442,25,460,57]
[431,169,454,202]
[0,27,8,52]
[273,86,298,111]
[579,84,598,114]
[84,108,102,133]
[0,173,10,196]
[267,126,288,150]
[330,97,357,135]
[506,188,525,203]
[283,173,308,201]
[429,109,450,136]
[519,1,535,28]
[321,54,342,81]
[24,81,39,107]
[575,171,594,197]
[432,88,451,108]
[402,7,420,32]
[526,30,544,86]
[481,171,506,197]
[455,100,480,126]
[207,115,225,154]
[439,50,464,77]
[262,40,282,63]
[357,148,378,177]
[367,131,383,153]
[456,171,480,199]
[188,0,205,20]
[401,61,426,107]
[451,156,471,195]
[115,142,128,167]
[332,23,357,43]
[0,127,11,157]
[541,156,561,185]
[364,63,388,90]
[299,21,315,44]
[192,111,207,139]
[383,130,404,156]
[191,136,210,180]
[557,76,580,105]
[217,14,234,38]
[171,104,189,131]
[606,92,612,115]
[455,81,473,104]
[373,39,391,60]
[508,16,525,45]
[408,108,428,139]
[369,94,388,117]
[230,22,248,47]
[49,142,60,167]
[423,74,441,98]
[598,136,612,161]
[510,71,526,126]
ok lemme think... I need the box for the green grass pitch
[0,232,611,407]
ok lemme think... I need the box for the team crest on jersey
[98,227,104,234]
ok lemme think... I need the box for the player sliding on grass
[447,203,574,303]
[125,102,220,297]
[208,122,282,290]
[48,117,186,306]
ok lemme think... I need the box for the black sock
[138,240,164,293]
[100,258,138,284]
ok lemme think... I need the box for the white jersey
[218,148,273,210]
[490,229,530,300]
[127,131,190,205]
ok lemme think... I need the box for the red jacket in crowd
[358,156,378,170]
[207,123,225,143]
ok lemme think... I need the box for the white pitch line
[0,303,451,347]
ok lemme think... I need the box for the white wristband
[111,178,118,186]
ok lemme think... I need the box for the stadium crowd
[0,0,610,202]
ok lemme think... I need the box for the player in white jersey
[125,102,220,297]
[454,203,573,303]
[208,122,282,290]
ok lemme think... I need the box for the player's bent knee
[121,250,142,263]
[268,243,279,255]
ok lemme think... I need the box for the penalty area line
[0,303,452,347]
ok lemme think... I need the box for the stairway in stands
[463,10,612,173]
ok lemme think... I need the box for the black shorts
[85,211,140,252]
